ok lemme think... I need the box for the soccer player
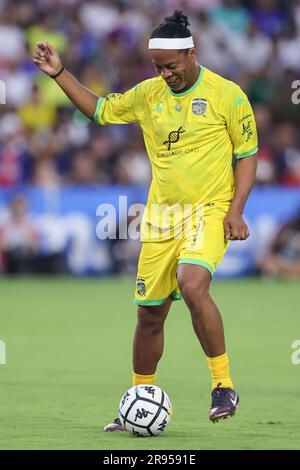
[33,10,258,429]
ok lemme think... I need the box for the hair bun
[165,10,190,28]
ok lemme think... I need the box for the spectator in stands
[250,0,287,37]
[19,85,57,133]
[71,150,98,185]
[0,194,37,274]
[260,211,300,278]
[253,104,275,184]
[273,123,300,185]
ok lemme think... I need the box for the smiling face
[150,48,198,93]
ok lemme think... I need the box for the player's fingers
[230,226,240,239]
[37,42,47,50]
[238,224,249,240]
[33,51,46,60]
[33,51,44,60]
[33,48,46,59]
[32,57,44,65]
[224,220,231,240]
[236,228,245,240]
[45,42,54,54]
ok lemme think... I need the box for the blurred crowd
[0,0,300,189]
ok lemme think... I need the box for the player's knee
[179,280,209,309]
[137,306,166,333]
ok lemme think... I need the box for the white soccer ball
[118,384,172,437]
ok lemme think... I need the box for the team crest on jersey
[136,277,146,297]
[192,98,207,117]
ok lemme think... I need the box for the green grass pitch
[0,276,299,450]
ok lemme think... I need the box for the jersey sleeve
[224,87,258,159]
[93,84,144,125]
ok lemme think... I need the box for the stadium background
[0,0,300,451]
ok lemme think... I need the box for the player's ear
[189,48,196,58]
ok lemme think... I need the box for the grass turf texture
[0,276,299,450]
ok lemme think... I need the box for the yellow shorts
[134,204,230,306]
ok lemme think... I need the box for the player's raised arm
[32,42,98,119]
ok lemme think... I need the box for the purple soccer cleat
[103,417,125,432]
[209,383,239,423]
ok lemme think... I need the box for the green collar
[168,64,204,97]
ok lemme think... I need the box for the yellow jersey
[94,65,258,241]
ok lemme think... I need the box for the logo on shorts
[136,277,146,297]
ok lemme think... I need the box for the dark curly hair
[150,10,191,40]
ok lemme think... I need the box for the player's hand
[223,208,249,241]
[32,42,62,77]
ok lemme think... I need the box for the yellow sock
[132,371,157,386]
[206,352,233,390]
